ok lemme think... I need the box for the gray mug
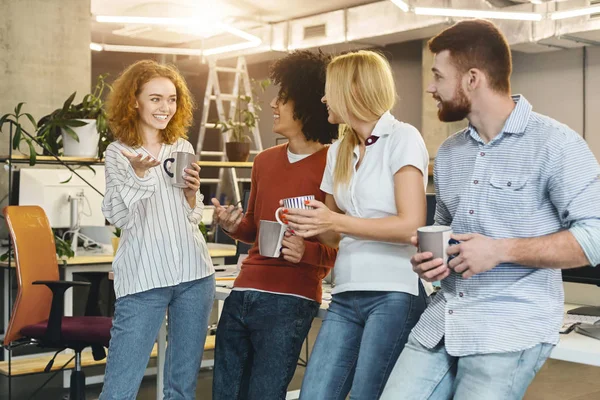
[163,151,198,188]
[417,225,458,264]
[258,220,287,258]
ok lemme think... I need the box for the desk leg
[156,316,167,400]
[64,269,74,317]
[217,298,224,320]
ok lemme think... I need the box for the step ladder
[196,56,263,205]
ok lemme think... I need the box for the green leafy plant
[214,78,270,143]
[0,103,41,165]
[37,73,111,159]
[113,227,121,238]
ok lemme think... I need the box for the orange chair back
[3,206,59,346]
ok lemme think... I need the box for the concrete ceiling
[91,0,376,24]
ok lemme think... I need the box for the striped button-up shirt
[412,95,600,356]
[102,139,214,298]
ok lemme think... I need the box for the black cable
[26,355,76,400]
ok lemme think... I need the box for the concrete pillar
[0,0,91,124]
[0,0,91,235]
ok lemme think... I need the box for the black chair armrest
[33,280,91,289]
[33,280,91,345]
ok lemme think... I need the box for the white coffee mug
[258,220,287,258]
[163,151,198,188]
[275,195,315,226]
[417,225,459,264]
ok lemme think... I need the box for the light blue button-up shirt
[412,95,600,356]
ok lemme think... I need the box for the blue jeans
[212,290,319,400]
[100,276,215,400]
[380,333,554,400]
[299,285,427,400]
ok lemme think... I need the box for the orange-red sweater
[229,144,337,303]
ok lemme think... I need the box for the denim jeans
[99,275,215,400]
[212,290,319,400]
[299,284,427,400]
[380,333,554,400]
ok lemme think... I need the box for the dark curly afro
[269,50,339,144]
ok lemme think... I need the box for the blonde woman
[285,50,429,400]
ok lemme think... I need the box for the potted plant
[214,78,270,162]
[37,73,111,159]
[112,227,121,255]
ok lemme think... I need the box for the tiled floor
[2,319,600,399]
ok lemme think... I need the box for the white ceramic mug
[163,151,198,188]
[258,220,287,258]
[275,195,315,226]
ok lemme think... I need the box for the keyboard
[564,313,600,325]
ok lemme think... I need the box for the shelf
[0,155,103,164]
[0,336,216,376]
[197,161,253,168]
[0,244,236,268]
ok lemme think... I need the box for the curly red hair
[106,60,195,147]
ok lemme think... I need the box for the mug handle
[275,207,286,225]
[163,158,175,178]
[448,238,460,262]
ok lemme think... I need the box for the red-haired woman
[100,60,215,400]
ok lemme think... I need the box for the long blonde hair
[326,50,397,189]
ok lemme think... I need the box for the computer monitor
[17,166,106,228]
[562,266,600,316]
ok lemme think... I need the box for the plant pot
[61,119,99,158]
[111,237,120,255]
[225,142,251,162]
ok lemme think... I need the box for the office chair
[3,205,112,400]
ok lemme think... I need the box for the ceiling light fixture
[550,5,600,20]
[389,0,410,12]
[93,15,262,57]
[95,15,262,43]
[89,41,262,57]
[413,7,543,21]
[92,43,203,56]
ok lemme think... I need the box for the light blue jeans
[299,286,427,400]
[380,333,554,400]
[100,275,215,400]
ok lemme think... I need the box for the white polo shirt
[321,111,429,296]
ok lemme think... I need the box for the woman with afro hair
[100,60,215,400]
[211,50,339,400]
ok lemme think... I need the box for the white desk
[550,304,600,367]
